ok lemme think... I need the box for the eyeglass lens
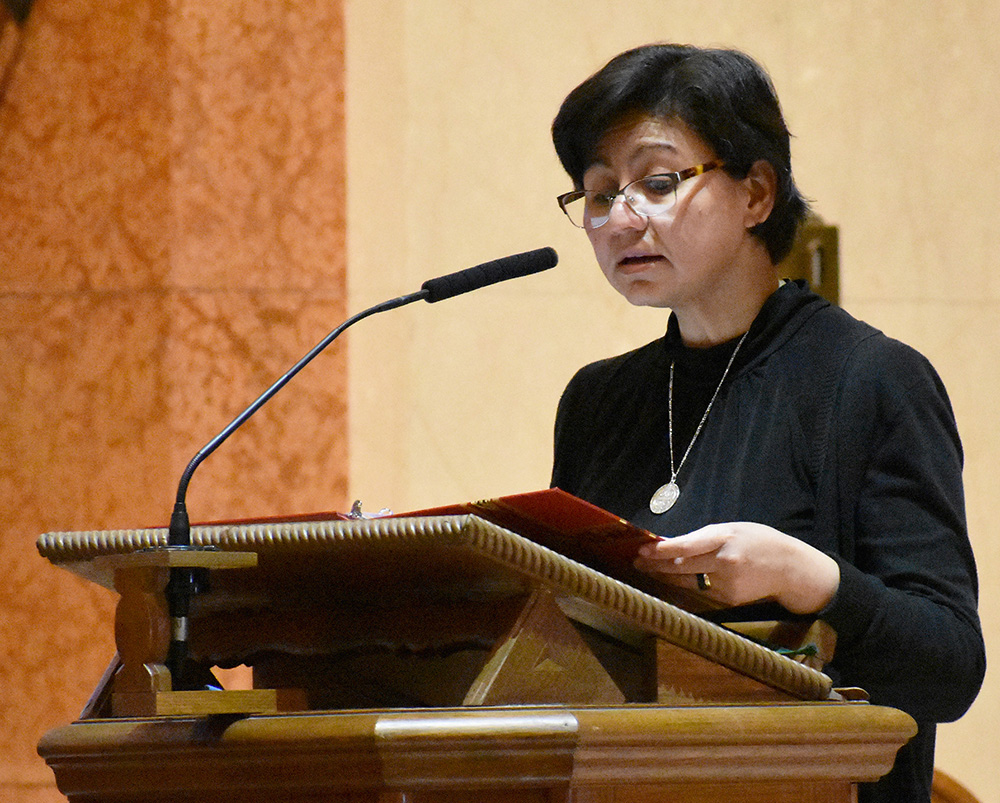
[567,175,680,228]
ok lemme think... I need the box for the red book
[394,488,715,613]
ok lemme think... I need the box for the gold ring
[697,573,711,591]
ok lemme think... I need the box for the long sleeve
[819,336,985,722]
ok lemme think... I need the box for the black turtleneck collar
[662,279,827,380]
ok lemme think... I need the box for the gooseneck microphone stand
[163,290,425,685]
[162,247,558,686]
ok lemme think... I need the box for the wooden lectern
[36,511,916,802]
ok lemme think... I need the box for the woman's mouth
[617,254,665,273]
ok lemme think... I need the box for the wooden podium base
[37,515,916,801]
[38,703,916,803]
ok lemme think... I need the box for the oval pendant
[649,481,680,514]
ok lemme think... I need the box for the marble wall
[346,2,999,800]
[0,1,346,799]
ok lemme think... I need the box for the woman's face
[582,115,771,314]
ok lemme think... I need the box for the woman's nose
[604,194,646,230]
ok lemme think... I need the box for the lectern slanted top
[38,511,834,711]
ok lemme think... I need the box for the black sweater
[551,281,984,802]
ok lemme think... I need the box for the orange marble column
[0,1,346,800]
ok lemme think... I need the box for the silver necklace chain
[649,328,750,514]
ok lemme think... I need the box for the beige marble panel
[346,3,999,800]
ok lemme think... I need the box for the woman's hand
[633,522,841,615]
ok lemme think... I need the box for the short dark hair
[552,44,809,264]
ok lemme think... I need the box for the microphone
[163,246,558,686]
[421,246,558,302]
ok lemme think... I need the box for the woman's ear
[743,160,778,228]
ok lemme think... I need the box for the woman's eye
[640,176,678,197]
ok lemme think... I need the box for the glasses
[557,161,723,229]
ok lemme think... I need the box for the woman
[550,44,984,802]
